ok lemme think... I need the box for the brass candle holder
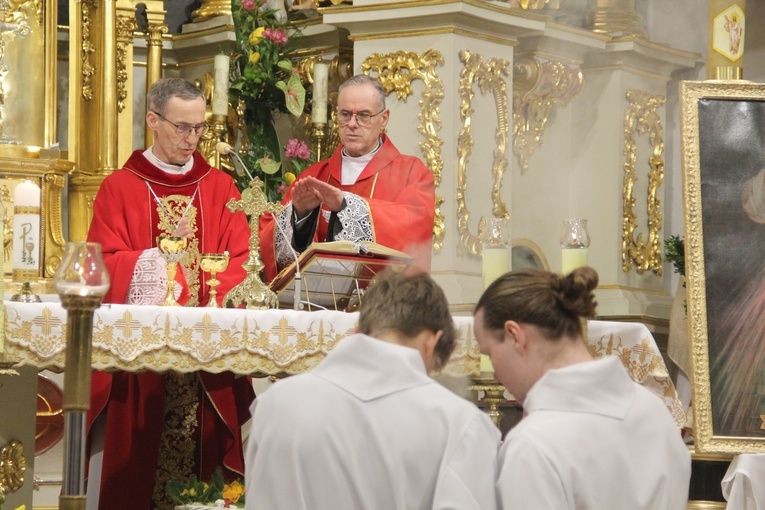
[53,241,110,510]
[157,235,188,307]
[311,122,327,162]
[468,372,507,429]
[200,251,230,308]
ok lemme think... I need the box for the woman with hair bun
[474,267,691,510]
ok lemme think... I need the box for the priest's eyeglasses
[337,109,385,127]
[152,111,210,137]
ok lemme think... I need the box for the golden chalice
[200,251,230,308]
[157,235,188,306]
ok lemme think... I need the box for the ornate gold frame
[681,80,765,453]
[621,89,665,276]
[361,50,446,252]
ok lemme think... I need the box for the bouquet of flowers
[167,467,245,508]
[229,0,308,200]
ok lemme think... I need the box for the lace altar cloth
[3,302,682,426]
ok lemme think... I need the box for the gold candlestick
[311,122,327,162]
[468,373,506,429]
[200,251,230,308]
[54,242,110,510]
[157,235,188,307]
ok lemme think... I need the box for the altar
[3,300,684,425]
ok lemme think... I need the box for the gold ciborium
[157,235,188,306]
[200,251,230,308]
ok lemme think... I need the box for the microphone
[271,211,303,311]
[216,142,254,181]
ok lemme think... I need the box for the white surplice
[245,334,500,510]
[497,356,691,510]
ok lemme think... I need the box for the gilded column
[707,0,745,80]
[115,2,137,166]
[144,24,167,148]
[44,0,58,148]
[589,0,648,39]
[101,0,118,175]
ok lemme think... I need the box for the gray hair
[147,78,204,115]
[338,74,386,110]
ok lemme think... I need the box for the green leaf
[277,59,294,72]
[258,156,281,175]
[280,72,306,118]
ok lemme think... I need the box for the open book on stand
[269,241,414,311]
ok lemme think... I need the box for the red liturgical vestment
[86,150,254,510]
[260,135,435,281]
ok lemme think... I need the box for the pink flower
[242,0,257,9]
[276,182,287,195]
[285,138,311,160]
[263,28,288,45]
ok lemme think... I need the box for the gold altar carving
[511,0,558,9]
[622,89,665,276]
[115,14,137,114]
[361,50,446,252]
[512,54,583,174]
[0,440,26,504]
[456,49,510,256]
[192,0,232,23]
[80,0,97,101]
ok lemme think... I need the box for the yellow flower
[248,27,265,45]
[222,480,245,503]
[14,506,26,510]
[249,52,261,65]
[284,171,296,185]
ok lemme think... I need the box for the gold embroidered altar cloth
[3,302,683,426]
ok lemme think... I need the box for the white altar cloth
[723,454,765,509]
[3,302,683,426]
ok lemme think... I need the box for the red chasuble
[86,150,254,510]
[260,135,436,281]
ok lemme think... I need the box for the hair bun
[554,266,599,318]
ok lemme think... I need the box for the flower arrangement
[229,0,310,200]
[167,467,245,508]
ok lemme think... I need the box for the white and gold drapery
[3,302,683,426]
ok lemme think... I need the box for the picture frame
[681,80,765,453]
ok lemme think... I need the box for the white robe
[497,356,691,510]
[245,334,500,510]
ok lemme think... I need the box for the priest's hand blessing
[291,176,344,218]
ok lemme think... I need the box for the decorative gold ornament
[191,0,232,23]
[512,0,558,9]
[80,0,97,101]
[468,376,506,429]
[0,440,26,503]
[456,49,510,256]
[115,14,137,113]
[44,173,66,277]
[512,54,583,174]
[622,89,665,276]
[224,177,283,309]
[362,50,446,252]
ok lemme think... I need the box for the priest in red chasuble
[259,74,436,282]
[85,78,254,510]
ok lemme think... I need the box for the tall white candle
[12,180,41,283]
[561,248,588,275]
[482,246,510,291]
[312,62,328,124]
[212,54,230,116]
